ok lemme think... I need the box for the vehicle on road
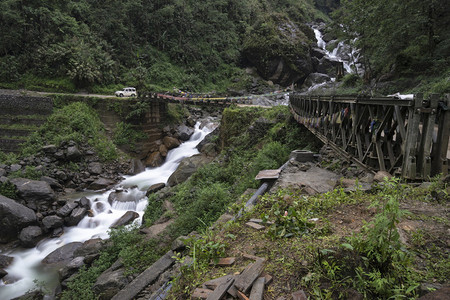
[115,87,137,97]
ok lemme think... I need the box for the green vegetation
[0,0,324,93]
[332,0,450,95]
[169,176,449,299]
[20,102,118,161]
[113,122,147,147]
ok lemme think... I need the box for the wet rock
[0,195,37,243]
[311,47,327,59]
[52,227,64,237]
[168,154,212,186]
[128,158,145,175]
[303,72,331,87]
[94,202,106,213]
[18,226,43,248]
[144,151,163,168]
[10,290,44,300]
[76,196,90,209]
[42,215,64,230]
[0,269,7,279]
[88,162,103,175]
[57,202,78,217]
[10,178,56,204]
[317,57,343,77]
[108,190,137,205]
[159,144,168,157]
[146,183,166,196]
[111,211,140,228]
[42,242,83,265]
[186,115,197,127]
[0,254,14,268]
[162,136,180,150]
[89,178,115,190]
[176,124,194,141]
[65,207,87,226]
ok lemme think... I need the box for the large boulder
[0,195,37,243]
[66,146,82,161]
[93,262,129,300]
[176,124,194,141]
[316,56,344,77]
[42,215,64,230]
[88,162,103,175]
[144,151,163,168]
[57,202,78,217]
[111,211,139,228]
[42,242,83,266]
[127,159,145,175]
[108,189,137,206]
[65,207,87,226]
[303,73,331,88]
[243,14,315,86]
[162,136,180,150]
[167,155,212,186]
[88,178,115,190]
[18,226,43,248]
[10,178,56,204]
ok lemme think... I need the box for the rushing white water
[0,121,215,300]
[312,26,361,75]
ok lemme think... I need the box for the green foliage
[113,122,147,147]
[0,151,18,164]
[8,166,43,180]
[184,233,227,267]
[164,103,188,126]
[143,194,164,227]
[20,102,118,161]
[0,181,18,199]
[308,178,419,299]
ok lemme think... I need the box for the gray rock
[167,155,212,187]
[108,190,137,206]
[0,168,5,177]
[10,164,22,172]
[186,115,197,127]
[311,47,327,59]
[88,162,103,175]
[111,211,139,228]
[128,159,145,175]
[42,144,57,153]
[18,226,43,248]
[10,178,56,204]
[89,178,115,190]
[0,195,37,243]
[172,236,188,252]
[162,136,180,150]
[303,73,331,88]
[0,254,14,268]
[93,267,129,300]
[374,171,393,182]
[59,256,85,280]
[317,57,343,77]
[40,176,63,190]
[77,196,91,209]
[42,215,64,230]
[57,202,78,217]
[42,242,83,265]
[146,183,166,196]
[66,146,82,161]
[94,202,106,213]
[65,207,87,226]
[0,269,7,279]
[74,238,103,257]
[176,124,194,141]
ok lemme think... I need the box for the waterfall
[0,121,215,300]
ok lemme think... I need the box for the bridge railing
[289,93,449,179]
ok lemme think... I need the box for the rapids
[0,121,215,300]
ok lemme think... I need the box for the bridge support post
[402,94,423,179]
[431,94,450,176]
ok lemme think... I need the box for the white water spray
[0,121,215,300]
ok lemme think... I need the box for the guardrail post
[402,94,423,179]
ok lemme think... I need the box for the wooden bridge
[289,93,450,180]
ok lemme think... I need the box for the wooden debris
[234,259,266,293]
[255,169,281,180]
[206,278,235,300]
[245,222,265,230]
[227,284,238,298]
[249,277,265,300]
[292,290,307,300]
[204,275,234,290]
[192,288,213,299]
[212,257,235,266]
[262,273,273,285]
[236,290,250,300]
[242,253,264,261]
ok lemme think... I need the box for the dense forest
[0,0,448,94]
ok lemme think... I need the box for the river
[0,121,215,300]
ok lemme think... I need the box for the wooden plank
[249,277,265,300]
[234,259,266,293]
[211,257,236,267]
[193,288,213,299]
[255,169,281,180]
[206,278,235,300]
[204,275,234,290]
[237,290,250,300]
[242,253,265,261]
[262,273,273,285]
